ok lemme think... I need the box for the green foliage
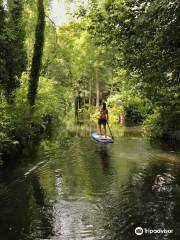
[142,110,163,139]
[81,0,180,139]
[107,91,152,124]
[0,0,27,99]
[44,19,115,109]
[0,94,16,153]
[1,0,179,163]
[86,0,180,100]
[142,108,180,140]
[0,73,64,156]
[23,0,37,67]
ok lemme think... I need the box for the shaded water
[0,126,180,240]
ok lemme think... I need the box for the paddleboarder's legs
[102,123,107,137]
[98,119,107,137]
[98,122,102,135]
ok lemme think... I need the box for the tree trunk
[83,91,86,106]
[28,0,45,108]
[95,69,99,108]
[89,78,92,107]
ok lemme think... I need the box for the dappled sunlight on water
[0,125,180,239]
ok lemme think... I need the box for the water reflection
[0,126,180,239]
[99,160,180,240]
[30,173,53,238]
[0,163,54,240]
[97,145,110,173]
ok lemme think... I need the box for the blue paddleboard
[91,132,114,144]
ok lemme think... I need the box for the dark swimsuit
[98,118,107,125]
[98,109,108,125]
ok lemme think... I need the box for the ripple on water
[1,128,180,240]
[52,198,98,239]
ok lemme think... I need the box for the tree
[0,2,8,93]
[86,0,180,103]
[44,20,114,109]
[0,0,27,101]
[28,0,45,108]
[85,0,180,139]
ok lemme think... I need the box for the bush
[142,110,162,138]
[142,108,180,140]
[0,73,64,159]
[107,92,152,124]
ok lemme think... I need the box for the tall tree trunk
[95,69,99,108]
[28,0,45,108]
[89,78,92,107]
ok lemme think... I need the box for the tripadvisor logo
[135,227,143,235]
[135,227,174,236]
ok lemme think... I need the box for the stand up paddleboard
[91,132,114,144]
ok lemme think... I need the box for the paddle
[107,122,114,140]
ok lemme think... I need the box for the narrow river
[0,126,180,240]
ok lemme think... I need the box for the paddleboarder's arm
[106,109,109,122]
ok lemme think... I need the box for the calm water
[0,126,180,240]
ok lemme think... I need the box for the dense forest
[0,0,180,160]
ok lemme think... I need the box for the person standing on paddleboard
[98,102,108,137]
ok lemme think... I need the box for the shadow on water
[150,138,180,153]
